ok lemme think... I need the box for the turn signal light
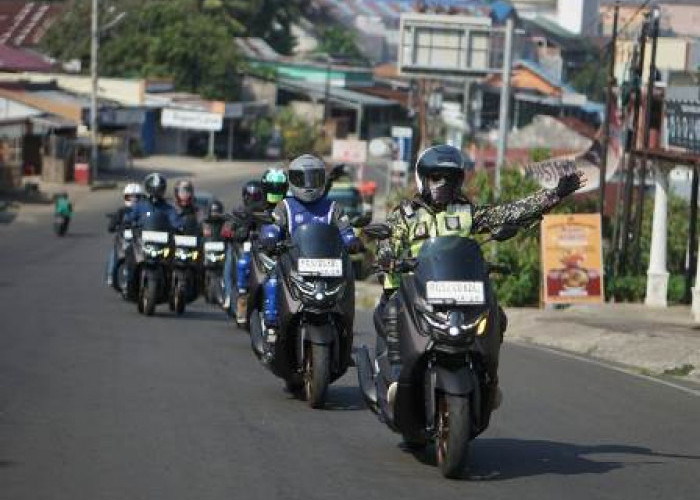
[476,316,488,336]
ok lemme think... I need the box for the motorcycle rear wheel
[303,343,330,409]
[436,393,471,479]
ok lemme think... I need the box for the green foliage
[42,0,307,97]
[43,0,244,100]
[275,107,319,159]
[469,169,544,306]
[569,56,608,102]
[529,147,551,162]
[607,274,686,304]
[315,27,365,63]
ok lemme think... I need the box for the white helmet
[123,182,144,207]
[288,154,326,203]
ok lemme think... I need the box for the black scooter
[126,211,173,316]
[356,223,516,478]
[112,222,135,299]
[248,222,356,408]
[169,227,202,315]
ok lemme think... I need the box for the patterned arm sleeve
[472,188,562,234]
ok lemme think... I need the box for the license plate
[174,235,198,248]
[426,281,485,304]
[141,230,169,244]
[204,241,225,252]
[123,229,133,240]
[297,258,343,277]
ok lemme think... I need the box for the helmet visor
[289,169,325,190]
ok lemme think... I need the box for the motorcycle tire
[436,393,471,479]
[139,278,157,316]
[303,343,330,409]
[174,282,186,315]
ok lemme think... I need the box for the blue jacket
[124,198,182,230]
[262,196,357,247]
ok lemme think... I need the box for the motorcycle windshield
[291,223,344,258]
[289,223,347,278]
[414,237,489,305]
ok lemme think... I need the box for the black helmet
[144,172,167,200]
[261,167,288,205]
[415,145,468,206]
[208,199,224,218]
[242,180,264,210]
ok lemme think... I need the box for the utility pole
[617,16,648,275]
[90,0,99,183]
[495,15,515,201]
[323,57,331,131]
[632,6,660,273]
[686,167,699,303]
[600,2,619,218]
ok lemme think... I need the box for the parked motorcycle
[356,223,514,478]
[248,222,355,408]
[126,211,173,316]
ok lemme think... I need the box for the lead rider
[261,154,362,326]
[376,144,585,414]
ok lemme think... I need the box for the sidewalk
[355,282,700,384]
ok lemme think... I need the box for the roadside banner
[523,99,622,193]
[541,213,604,304]
[331,139,367,164]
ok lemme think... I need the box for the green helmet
[261,167,288,204]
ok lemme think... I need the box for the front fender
[433,364,475,397]
[303,321,337,346]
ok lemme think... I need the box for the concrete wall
[0,97,41,120]
[0,72,146,106]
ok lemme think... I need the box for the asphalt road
[1,167,699,500]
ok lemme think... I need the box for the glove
[377,246,395,268]
[348,239,365,254]
[556,171,584,198]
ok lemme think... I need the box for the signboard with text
[541,214,604,305]
[161,108,223,131]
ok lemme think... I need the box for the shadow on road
[324,384,367,411]
[466,438,700,481]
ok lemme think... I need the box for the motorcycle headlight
[143,244,165,258]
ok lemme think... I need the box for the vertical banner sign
[391,126,413,188]
[541,214,604,304]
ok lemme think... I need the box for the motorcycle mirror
[363,223,392,241]
[491,225,519,242]
[329,163,346,181]
[350,213,371,228]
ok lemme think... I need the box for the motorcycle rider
[375,144,585,413]
[105,182,145,286]
[222,169,289,317]
[124,172,182,229]
[202,199,226,240]
[173,179,200,234]
[260,154,362,326]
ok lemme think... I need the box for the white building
[515,0,600,36]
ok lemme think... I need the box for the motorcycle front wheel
[139,274,158,316]
[303,343,330,409]
[436,393,471,479]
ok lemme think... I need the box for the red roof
[0,1,65,47]
[0,44,53,71]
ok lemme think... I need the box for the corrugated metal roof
[0,1,64,47]
[278,79,397,108]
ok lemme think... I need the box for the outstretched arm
[472,171,585,234]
